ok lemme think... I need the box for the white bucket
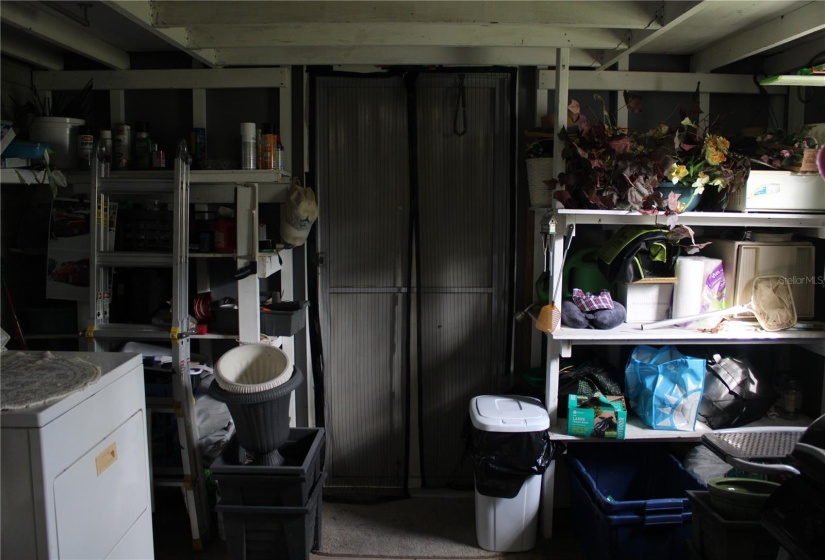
[29,117,85,170]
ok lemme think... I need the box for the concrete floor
[151,487,583,560]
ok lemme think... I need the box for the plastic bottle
[240,122,256,170]
[114,124,131,169]
[97,129,112,176]
[256,128,262,170]
[134,121,151,169]
[276,135,285,173]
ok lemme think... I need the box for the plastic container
[468,395,550,552]
[214,344,293,394]
[261,301,309,336]
[686,490,779,560]
[566,443,705,560]
[217,471,325,560]
[28,116,85,169]
[212,428,325,507]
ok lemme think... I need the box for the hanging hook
[453,73,467,136]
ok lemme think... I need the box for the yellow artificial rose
[705,144,727,165]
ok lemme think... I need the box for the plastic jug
[563,248,614,298]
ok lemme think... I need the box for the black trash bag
[698,353,778,429]
[461,416,556,499]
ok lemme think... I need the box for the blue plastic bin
[566,443,705,560]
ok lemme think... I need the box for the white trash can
[468,395,550,552]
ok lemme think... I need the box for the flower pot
[29,117,85,170]
[209,366,305,466]
[657,182,701,212]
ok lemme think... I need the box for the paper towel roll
[673,257,706,318]
[700,258,725,312]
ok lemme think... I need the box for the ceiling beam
[32,68,290,91]
[691,1,825,72]
[152,1,660,29]
[102,0,218,68]
[764,37,825,76]
[538,69,786,94]
[187,23,628,50]
[1,1,130,69]
[0,25,64,70]
[595,0,708,70]
[211,46,602,68]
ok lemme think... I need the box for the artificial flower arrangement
[550,99,750,214]
[751,130,819,173]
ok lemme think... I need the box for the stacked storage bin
[212,428,326,560]
[566,443,705,560]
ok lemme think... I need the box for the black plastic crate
[217,472,325,560]
[261,301,308,336]
[211,300,308,336]
[566,443,705,560]
[212,427,325,506]
[687,490,779,560]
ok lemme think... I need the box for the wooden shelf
[547,208,825,229]
[550,412,814,442]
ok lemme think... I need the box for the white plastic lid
[469,395,549,432]
[240,122,256,140]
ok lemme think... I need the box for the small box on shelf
[567,394,627,439]
[617,278,675,323]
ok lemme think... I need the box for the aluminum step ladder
[85,141,211,550]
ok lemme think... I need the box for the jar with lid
[780,378,803,420]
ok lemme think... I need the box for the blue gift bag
[625,345,706,431]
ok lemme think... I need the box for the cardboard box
[616,278,675,323]
[567,394,627,439]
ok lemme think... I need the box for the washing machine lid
[470,395,549,432]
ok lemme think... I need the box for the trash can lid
[469,395,549,432]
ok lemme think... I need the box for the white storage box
[727,170,825,213]
[617,278,675,323]
[469,395,549,552]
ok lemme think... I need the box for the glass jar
[780,378,803,419]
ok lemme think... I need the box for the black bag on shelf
[698,353,779,429]
[597,225,680,283]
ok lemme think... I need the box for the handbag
[697,353,778,429]
[625,345,706,431]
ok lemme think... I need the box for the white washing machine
[1,352,154,559]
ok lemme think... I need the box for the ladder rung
[98,252,175,267]
[89,323,182,340]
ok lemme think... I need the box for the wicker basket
[526,157,554,207]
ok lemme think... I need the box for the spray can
[191,128,207,169]
[77,126,94,171]
[260,123,276,169]
[240,122,256,170]
[276,136,285,173]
